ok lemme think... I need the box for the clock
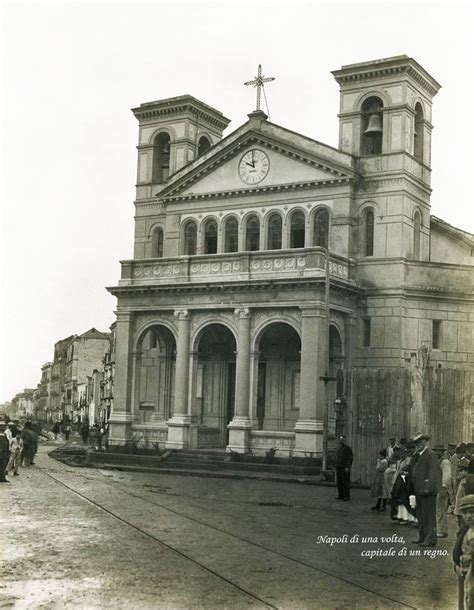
[238,149,270,185]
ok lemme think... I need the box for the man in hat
[335,435,353,501]
[411,433,441,546]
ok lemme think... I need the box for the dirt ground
[0,438,459,609]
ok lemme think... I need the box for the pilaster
[294,305,326,456]
[108,311,134,447]
[228,308,252,452]
[166,309,194,449]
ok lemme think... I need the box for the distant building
[36,362,53,422]
[12,389,35,419]
[64,328,111,420]
[50,335,75,421]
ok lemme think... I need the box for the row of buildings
[3,327,116,425]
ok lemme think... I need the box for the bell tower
[132,95,230,200]
[332,55,441,181]
[332,56,441,261]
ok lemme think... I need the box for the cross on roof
[244,64,275,112]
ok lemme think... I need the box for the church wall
[354,293,474,370]
[430,226,473,265]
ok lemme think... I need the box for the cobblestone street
[0,440,458,609]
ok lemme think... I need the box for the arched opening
[204,219,218,254]
[151,227,163,258]
[134,326,176,424]
[313,208,329,249]
[153,132,171,182]
[267,213,282,250]
[196,324,237,447]
[245,215,260,251]
[183,221,197,255]
[364,209,374,257]
[255,323,301,431]
[224,216,239,253]
[198,135,211,157]
[290,211,305,248]
[414,103,424,162]
[413,211,421,260]
[361,96,383,155]
[329,326,345,437]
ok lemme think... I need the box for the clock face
[238,149,270,185]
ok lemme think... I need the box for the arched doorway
[134,325,176,424]
[195,324,237,447]
[255,323,301,431]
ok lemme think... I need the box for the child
[7,431,23,476]
[370,449,388,511]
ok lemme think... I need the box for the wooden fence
[348,367,474,486]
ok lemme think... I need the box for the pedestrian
[53,421,60,440]
[64,422,71,442]
[387,437,397,461]
[6,431,23,477]
[21,422,34,466]
[411,432,442,547]
[455,461,474,529]
[335,435,353,502]
[0,422,11,483]
[383,458,398,517]
[453,494,474,610]
[370,449,388,511]
[392,465,417,525]
[435,444,452,538]
[81,422,89,444]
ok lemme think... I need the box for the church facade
[108,56,474,456]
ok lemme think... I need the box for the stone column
[166,309,193,449]
[294,305,326,456]
[108,311,134,447]
[227,308,252,452]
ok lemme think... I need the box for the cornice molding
[161,177,353,203]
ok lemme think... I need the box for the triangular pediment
[158,119,357,201]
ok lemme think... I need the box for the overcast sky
[1,0,473,403]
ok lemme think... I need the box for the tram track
[36,465,418,610]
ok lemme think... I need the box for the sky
[0,0,473,402]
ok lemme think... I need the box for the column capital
[115,310,134,323]
[345,314,357,326]
[300,305,326,319]
[234,307,251,319]
[174,309,190,320]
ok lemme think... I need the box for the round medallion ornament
[238,149,270,185]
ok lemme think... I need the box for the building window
[224,217,238,253]
[413,211,421,260]
[363,318,371,347]
[204,219,218,254]
[432,320,442,350]
[361,96,383,155]
[153,132,171,183]
[184,221,197,255]
[313,208,329,249]
[151,227,163,258]
[364,209,374,257]
[198,136,211,157]
[246,215,260,251]
[267,213,282,250]
[414,103,424,162]
[290,211,305,248]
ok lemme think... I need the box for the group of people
[0,420,42,482]
[369,434,474,609]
